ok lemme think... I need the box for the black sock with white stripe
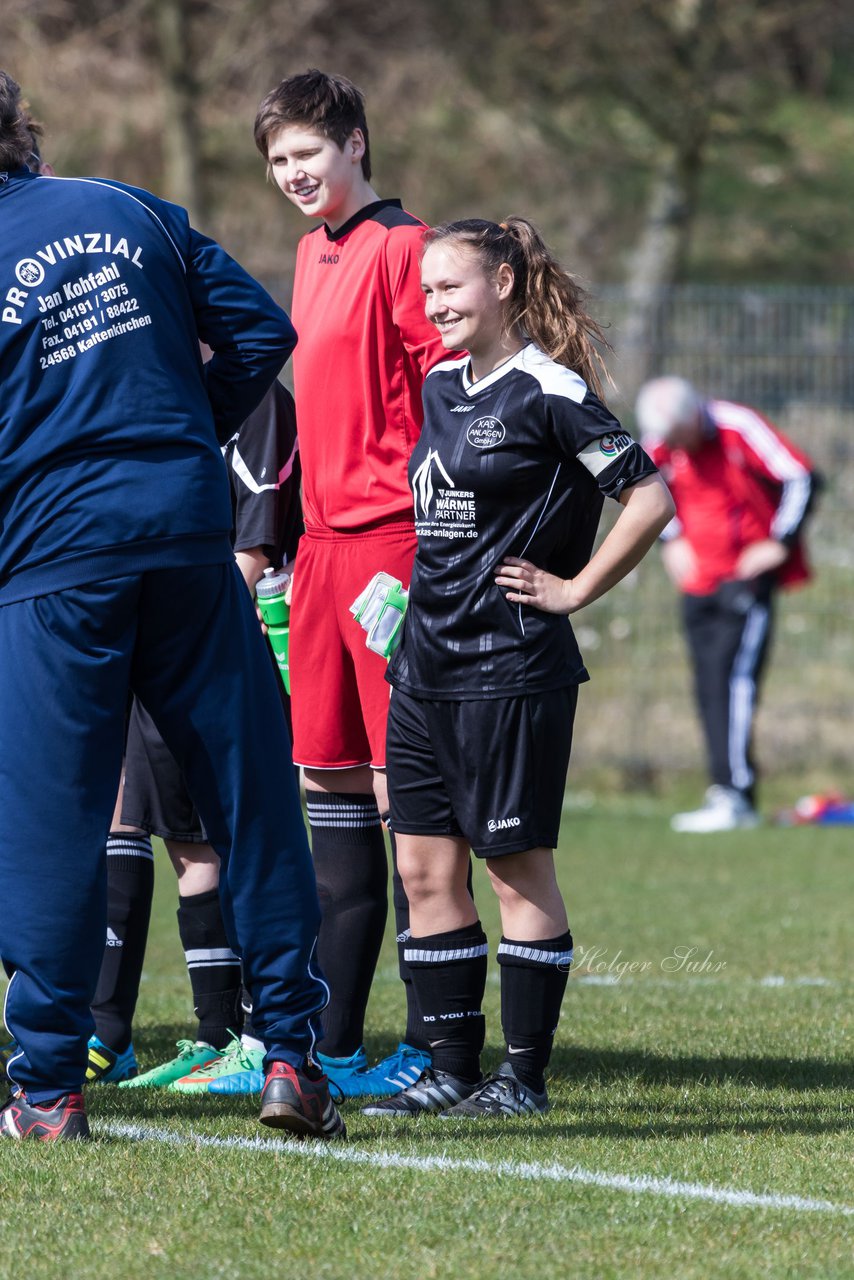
[177,888,242,1051]
[388,824,478,1054]
[91,831,155,1052]
[405,922,488,1083]
[306,791,388,1057]
[497,930,573,1093]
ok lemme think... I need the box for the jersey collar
[323,198,403,242]
[0,166,35,188]
[461,342,535,396]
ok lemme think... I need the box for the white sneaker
[671,785,760,833]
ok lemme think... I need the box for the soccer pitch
[0,790,851,1279]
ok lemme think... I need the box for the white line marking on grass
[759,975,831,987]
[100,1121,853,1217]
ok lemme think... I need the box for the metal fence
[573,285,854,786]
[599,284,854,417]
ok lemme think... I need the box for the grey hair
[635,377,703,443]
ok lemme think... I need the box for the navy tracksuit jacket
[0,168,326,1100]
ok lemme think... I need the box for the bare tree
[150,0,207,224]
[423,0,851,400]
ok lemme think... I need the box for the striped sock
[404,922,488,1083]
[177,888,242,1051]
[91,831,155,1052]
[306,791,388,1057]
[497,930,573,1092]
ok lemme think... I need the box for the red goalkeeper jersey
[291,200,447,532]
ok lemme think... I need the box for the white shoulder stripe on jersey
[518,344,589,403]
[46,177,187,273]
[577,432,635,477]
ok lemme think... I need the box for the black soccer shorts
[386,685,578,857]
[122,698,207,843]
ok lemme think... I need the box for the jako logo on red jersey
[467,417,506,449]
[318,253,339,265]
[599,431,632,457]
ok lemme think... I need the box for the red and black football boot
[259,1061,346,1140]
[0,1090,91,1141]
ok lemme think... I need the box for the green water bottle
[255,567,291,694]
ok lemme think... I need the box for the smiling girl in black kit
[364,217,674,1121]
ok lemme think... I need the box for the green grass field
[1,786,852,1280]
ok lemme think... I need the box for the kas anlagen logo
[467,417,506,449]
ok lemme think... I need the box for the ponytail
[423,216,612,400]
[0,71,34,172]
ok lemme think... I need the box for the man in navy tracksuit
[0,71,344,1141]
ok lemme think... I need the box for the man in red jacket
[637,377,819,833]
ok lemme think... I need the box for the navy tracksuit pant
[682,576,775,803]
[0,562,325,1102]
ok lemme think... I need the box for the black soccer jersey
[387,343,657,699]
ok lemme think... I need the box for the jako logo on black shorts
[488,816,521,832]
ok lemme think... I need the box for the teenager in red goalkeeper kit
[637,377,819,833]
[252,69,453,1097]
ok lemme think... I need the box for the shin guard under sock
[497,930,573,1092]
[306,791,388,1057]
[91,832,155,1052]
[176,888,242,1050]
[388,826,428,1051]
[404,922,488,1082]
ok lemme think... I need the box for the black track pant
[682,577,775,804]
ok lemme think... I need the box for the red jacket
[646,400,817,595]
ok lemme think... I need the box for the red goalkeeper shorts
[289,522,417,770]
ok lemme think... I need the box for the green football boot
[171,1033,265,1093]
[118,1039,219,1089]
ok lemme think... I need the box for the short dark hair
[253,69,371,180]
[0,70,35,171]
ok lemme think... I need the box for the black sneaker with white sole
[440,1061,549,1118]
[361,1067,479,1116]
